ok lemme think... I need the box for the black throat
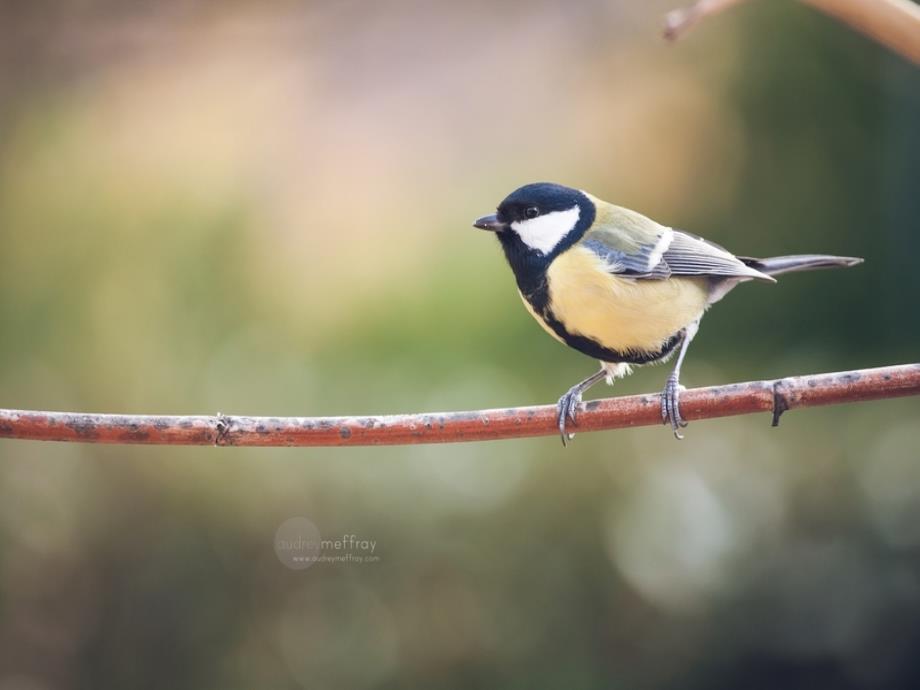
[495,195,595,313]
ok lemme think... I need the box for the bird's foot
[660,373,688,439]
[556,386,584,446]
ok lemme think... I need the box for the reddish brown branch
[0,364,917,447]
[665,0,920,66]
[664,0,746,40]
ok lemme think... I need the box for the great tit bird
[473,182,862,443]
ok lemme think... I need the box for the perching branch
[664,0,747,40]
[665,0,920,66]
[0,363,917,447]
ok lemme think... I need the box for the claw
[556,387,583,446]
[660,374,687,439]
[555,368,608,447]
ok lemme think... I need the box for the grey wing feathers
[662,231,774,282]
[583,229,774,283]
[581,237,671,279]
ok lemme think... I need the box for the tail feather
[739,254,863,277]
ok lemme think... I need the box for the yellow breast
[544,245,709,353]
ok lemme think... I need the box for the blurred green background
[1,0,919,687]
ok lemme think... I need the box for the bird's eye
[524,207,539,219]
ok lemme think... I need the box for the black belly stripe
[540,308,683,365]
[506,236,683,365]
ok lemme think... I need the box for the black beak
[473,213,507,232]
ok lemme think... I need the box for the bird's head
[473,182,595,256]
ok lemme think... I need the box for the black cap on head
[496,182,584,224]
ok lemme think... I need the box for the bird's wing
[661,231,774,282]
[581,226,672,279]
[582,206,774,282]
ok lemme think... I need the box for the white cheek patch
[510,206,580,255]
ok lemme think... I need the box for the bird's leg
[557,368,607,446]
[660,320,699,439]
